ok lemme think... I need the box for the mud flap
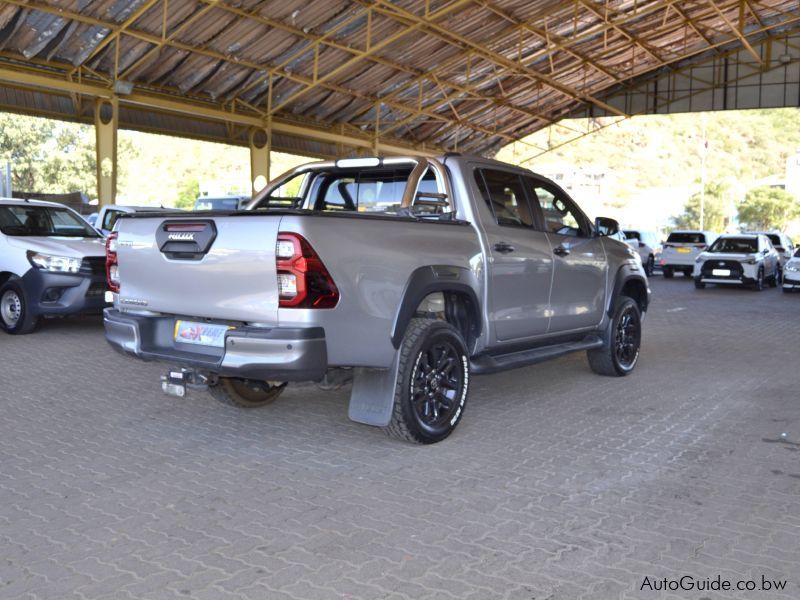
[347,350,400,427]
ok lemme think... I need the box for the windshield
[708,237,758,253]
[0,205,100,237]
[667,232,704,244]
[194,197,247,211]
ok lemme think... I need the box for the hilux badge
[168,232,195,241]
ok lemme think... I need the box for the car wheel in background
[663,267,674,278]
[645,256,655,276]
[694,278,705,289]
[753,268,764,291]
[0,279,38,335]
[683,269,693,277]
[208,378,286,407]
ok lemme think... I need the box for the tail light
[106,231,120,293]
[276,232,339,308]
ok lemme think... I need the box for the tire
[769,268,779,288]
[384,318,469,444]
[645,255,655,276]
[753,267,764,291]
[208,377,286,408]
[0,279,39,335]
[694,278,705,289]
[663,267,674,279]
[587,296,641,377]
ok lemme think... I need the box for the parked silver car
[693,234,781,291]
[623,229,661,276]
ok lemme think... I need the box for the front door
[525,180,607,332]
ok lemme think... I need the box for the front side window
[529,183,586,237]
[474,169,533,227]
[0,205,100,237]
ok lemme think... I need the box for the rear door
[525,179,607,332]
[472,167,553,342]
[116,215,282,324]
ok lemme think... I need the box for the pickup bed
[105,154,649,443]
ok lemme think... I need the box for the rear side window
[667,232,705,244]
[474,169,533,227]
[102,209,120,231]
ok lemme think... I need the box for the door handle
[493,242,515,254]
[553,245,570,257]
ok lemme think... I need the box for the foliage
[0,113,136,197]
[737,186,800,231]
[672,182,732,231]
[175,178,200,209]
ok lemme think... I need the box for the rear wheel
[0,280,38,335]
[663,267,674,279]
[385,318,469,444]
[770,267,780,287]
[694,278,705,289]
[587,296,641,377]
[208,377,286,408]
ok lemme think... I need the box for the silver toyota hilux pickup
[105,155,649,443]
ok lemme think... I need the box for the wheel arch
[607,264,649,317]
[391,265,482,352]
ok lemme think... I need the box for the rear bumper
[104,309,327,381]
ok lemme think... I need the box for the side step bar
[470,335,604,375]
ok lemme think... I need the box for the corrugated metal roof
[0,0,798,156]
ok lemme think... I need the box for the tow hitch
[160,368,214,397]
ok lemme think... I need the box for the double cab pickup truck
[104,155,649,443]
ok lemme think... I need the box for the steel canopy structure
[0,0,799,201]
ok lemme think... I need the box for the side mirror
[594,216,619,237]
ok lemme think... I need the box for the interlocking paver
[1,278,800,599]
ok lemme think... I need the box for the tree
[174,178,200,209]
[0,113,136,198]
[671,181,731,232]
[738,186,800,231]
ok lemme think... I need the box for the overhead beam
[706,0,764,65]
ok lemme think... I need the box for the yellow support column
[249,127,270,197]
[94,97,118,207]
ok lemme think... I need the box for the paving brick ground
[1,277,799,599]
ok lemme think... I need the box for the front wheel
[384,319,469,444]
[208,377,286,408]
[770,268,780,287]
[663,267,674,279]
[753,268,764,291]
[587,296,641,377]
[0,280,38,335]
[644,255,655,276]
[694,278,705,289]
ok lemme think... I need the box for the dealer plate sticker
[174,320,232,348]
[712,269,731,276]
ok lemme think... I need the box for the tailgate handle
[156,220,217,260]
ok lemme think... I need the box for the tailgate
[116,214,282,324]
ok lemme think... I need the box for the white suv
[660,230,718,278]
[0,198,109,334]
[623,230,660,276]
[693,234,781,291]
[746,232,795,270]
[782,247,800,293]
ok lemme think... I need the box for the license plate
[174,320,232,348]
[677,247,691,253]
[712,269,730,276]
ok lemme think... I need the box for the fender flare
[391,265,481,349]
[607,263,649,318]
